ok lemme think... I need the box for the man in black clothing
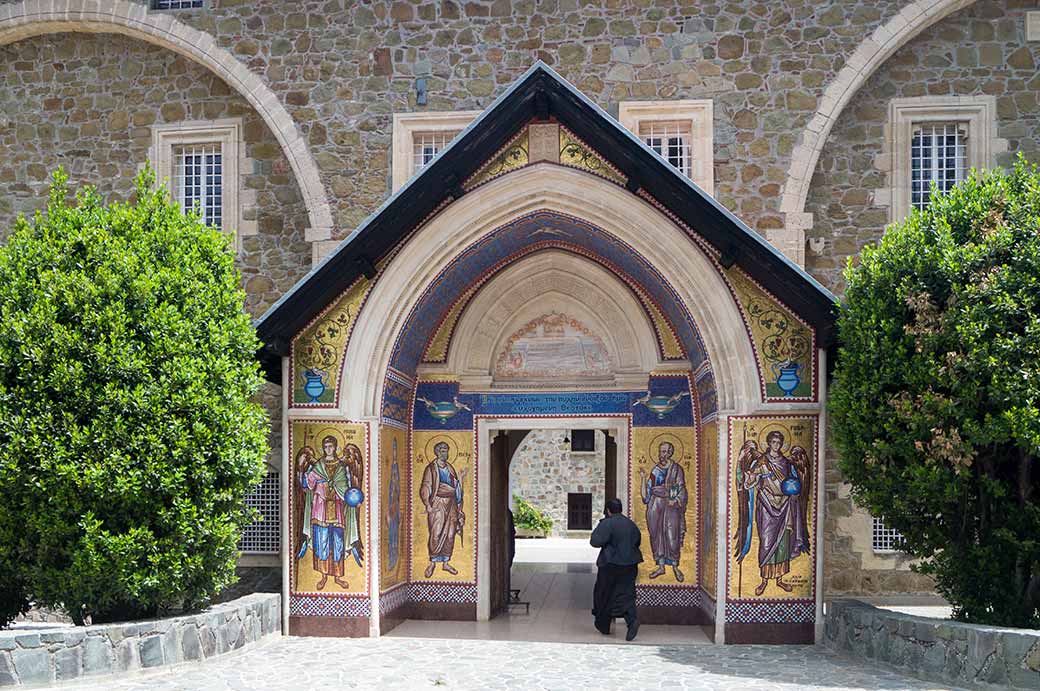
[590,497,643,641]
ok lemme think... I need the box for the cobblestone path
[40,636,960,691]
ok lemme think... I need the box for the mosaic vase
[776,363,801,398]
[303,370,326,403]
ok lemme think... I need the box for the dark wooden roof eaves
[255,62,838,380]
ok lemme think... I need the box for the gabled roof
[255,62,837,380]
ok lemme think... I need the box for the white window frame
[391,111,481,193]
[151,118,242,238]
[618,100,714,195]
[886,96,999,221]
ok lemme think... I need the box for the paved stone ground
[39,636,962,691]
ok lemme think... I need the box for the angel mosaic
[734,430,811,596]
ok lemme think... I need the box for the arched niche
[340,163,759,419]
[417,250,684,391]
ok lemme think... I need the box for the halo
[757,422,793,452]
[424,434,459,465]
[647,432,685,465]
[314,427,346,453]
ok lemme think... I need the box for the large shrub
[830,157,1040,628]
[0,170,268,626]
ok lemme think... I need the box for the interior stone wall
[509,429,605,536]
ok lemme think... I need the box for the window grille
[239,471,280,554]
[911,123,967,211]
[872,516,904,553]
[640,121,693,177]
[153,0,203,8]
[412,131,458,174]
[174,143,223,230]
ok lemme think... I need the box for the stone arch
[341,163,760,419]
[0,0,333,249]
[776,0,979,263]
[426,250,674,390]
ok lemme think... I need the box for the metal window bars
[872,516,905,553]
[911,122,967,211]
[412,131,459,174]
[239,472,280,554]
[640,120,693,178]
[174,143,223,230]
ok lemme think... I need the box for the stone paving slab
[35,635,963,691]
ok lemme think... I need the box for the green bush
[830,157,1040,629]
[0,169,269,626]
[512,494,553,535]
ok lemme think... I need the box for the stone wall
[100,0,913,241]
[805,0,1039,596]
[0,593,280,688]
[825,599,1040,690]
[509,429,605,536]
[806,0,1040,295]
[0,32,312,318]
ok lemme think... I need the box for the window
[640,121,692,178]
[239,471,280,554]
[153,0,203,8]
[413,131,457,172]
[618,100,714,195]
[151,118,242,237]
[567,492,593,531]
[872,516,904,554]
[391,111,481,192]
[570,429,595,452]
[885,97,1000,221]
[174,144,223,229]
[910,123,967,211]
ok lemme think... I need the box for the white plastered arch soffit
[777,0,980,264]
[340,163,761,419]
[0,0,334,250]
[419,250,684,390]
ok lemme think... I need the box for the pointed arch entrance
[259,63,833,645]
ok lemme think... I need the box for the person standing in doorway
[590,498,643,641]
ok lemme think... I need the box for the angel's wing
[733,440,760,561]
[790,446,812,518]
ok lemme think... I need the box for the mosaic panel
[291,277,371,406]
[390,211,706,378]
[636,586,701,608]
[727,416,817,602]
[381,368,414,427]
[725,268,815,402]
[632,424,697,586]
[725,600,815,624]
[410,411,476,584]
[410,582,478,604]
[379,583,410,615]
[290,420,369,598]
[380,425,409,592]
[559,126,626,185]
[465,128,529,189]
[494,312,612,380]
[289,595,371,618]
[700,419,719,601]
